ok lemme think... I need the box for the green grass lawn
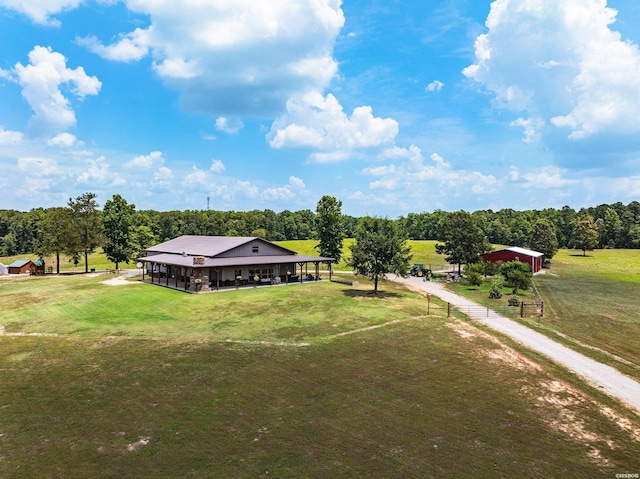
[0,273,437,341]
[277,239,452,272]
[3,244,640,476]
[2,272,640,476]
[439,248,640,382]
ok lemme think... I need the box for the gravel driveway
[390,275,640,415]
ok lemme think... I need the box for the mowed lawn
[527,249,640,380]
[1,273,640,477]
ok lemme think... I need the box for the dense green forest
[2,194,640,258]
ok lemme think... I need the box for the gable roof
[147,235,296,257]
[484,247,544,258]
[8,259,33,268]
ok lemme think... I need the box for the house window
[252,245,259,253]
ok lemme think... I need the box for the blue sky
[1,0,640,217]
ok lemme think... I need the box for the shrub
[500,261,532,293]
[467,271,483,287]
[489,279,503,299]
[508,295,520,307]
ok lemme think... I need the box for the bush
[500,261,532,293]
[507,296,520,307]
[467,271,483,287]
[489,279,503,299]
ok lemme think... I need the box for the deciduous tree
[571,214,599,256]
[103,194,136,269]
[436,211,490,274]
[315,195,345,265]
[349,216,412,294]
[68,192,103,272]
[36,207,73,274]
[528,218,558,260]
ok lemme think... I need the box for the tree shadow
[341,289,402,299]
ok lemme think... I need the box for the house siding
[219,239,292,258]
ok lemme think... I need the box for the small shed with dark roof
[481,247,544,273]
[138,235,334,293]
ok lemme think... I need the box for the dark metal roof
[146,235,296,257]
[138,253,333,268]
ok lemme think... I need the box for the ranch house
[138,235,334,293]
[481,247,544,274]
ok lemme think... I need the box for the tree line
[1,192,638,271]
[400,202,640,250]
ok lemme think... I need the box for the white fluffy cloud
[0,0,83,25]
[210,159,225,173]
[357,148,499,208]
[77,0,345,117]
[77,156,125,187]
[215,117,244,135]
[0,127,24,145]
[464,0,640,143]
[10,46,101,136]
[425,80,444,92]
[47,132,78,148]
[263,176,307,200]
[268,91,399,161]
[126,151,165,169]
[17,156,59,176]
[75,28,151,63]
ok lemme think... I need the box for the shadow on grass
[341,289,402,299]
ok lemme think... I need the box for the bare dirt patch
[101,276,131,286]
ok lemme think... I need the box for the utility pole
[207,196,210,211]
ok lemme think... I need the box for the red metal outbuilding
[481,247,544,273]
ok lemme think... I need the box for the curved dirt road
[391,275,640,415]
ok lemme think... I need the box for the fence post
[520,302,524,317]
[540,302,544,317]
[447,302,451,318]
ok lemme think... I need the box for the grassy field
[0,273,437,341]
[277,239,453,272]
[440,247,640,382]
[2,271,640,476]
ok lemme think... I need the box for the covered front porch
[139,255,333,293]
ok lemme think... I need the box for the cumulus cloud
[150,166,174,190]
[268,91,399,161]
[215,117,244,135]
[126,151,165,169]
[425,80,444,92]
[263,176,307,200]
[17,156,59,176]
[210,159,225,173]
[77,156,125,187]
[75,28,150,63]
[509,117,544,144]
[10,46,101,136]
[0,127,24,145]
[358,148,499,200]
[78,0,345,117]
[47,132,78,148]
[464,0,640,145]
[0,0,83,26]
[183,165,209,187]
